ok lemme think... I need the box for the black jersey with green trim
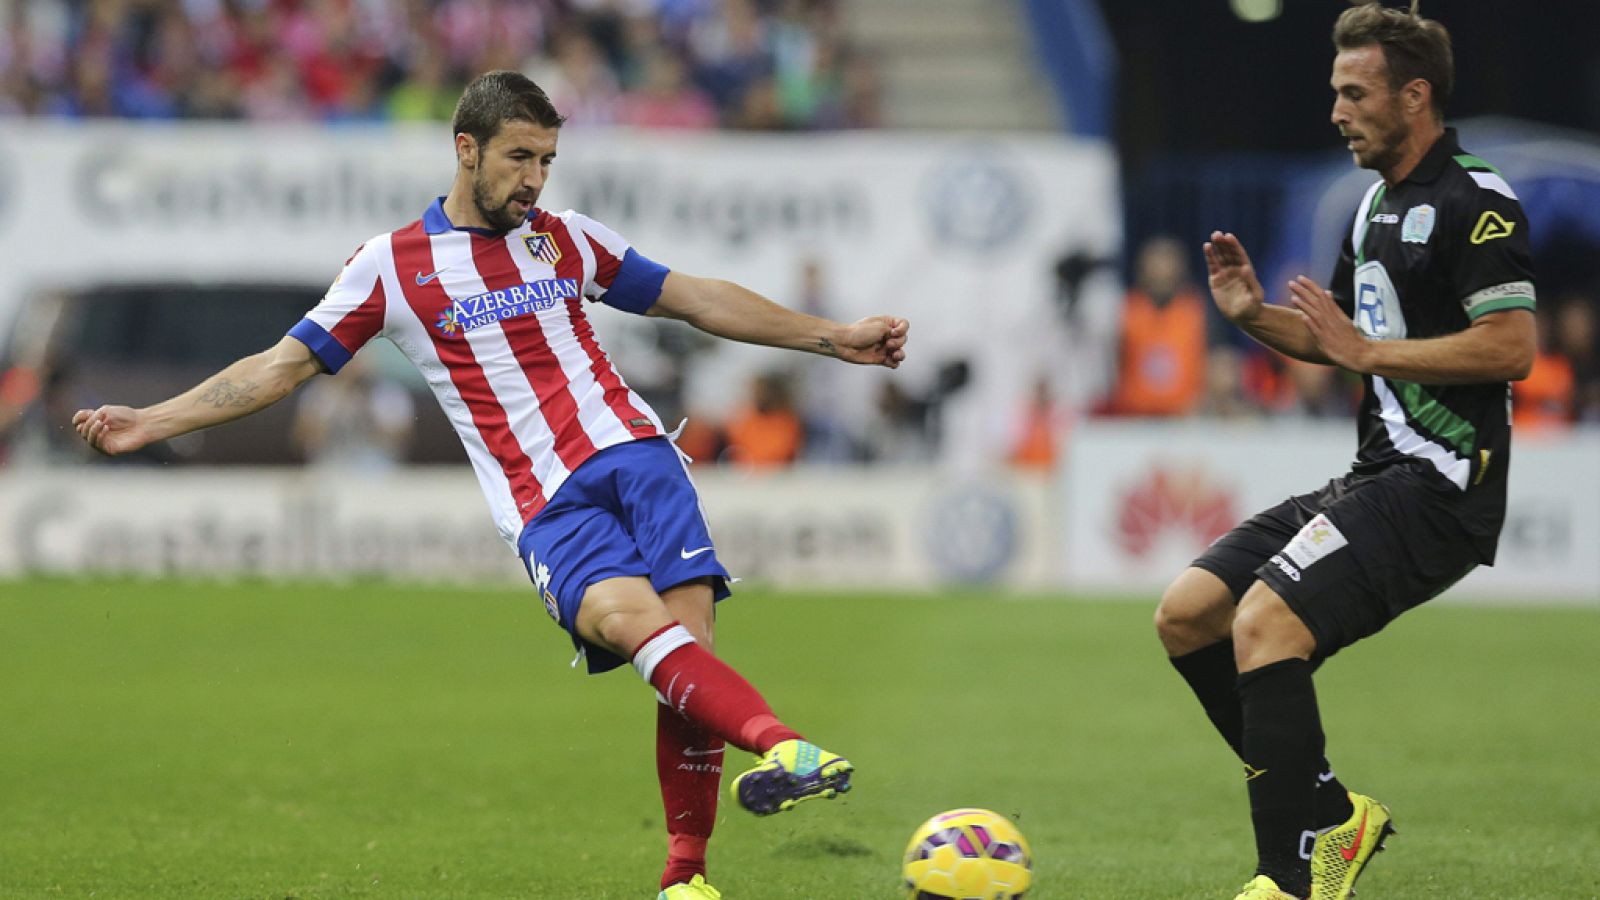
[1327,128,1535,561]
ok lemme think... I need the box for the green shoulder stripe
[1453,153,1502,175]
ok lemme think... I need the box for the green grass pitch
[2,578,1597,898]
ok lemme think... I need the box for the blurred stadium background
[1,0,1598,896]
[2,0,1596,598]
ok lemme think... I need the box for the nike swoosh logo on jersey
[682,747,725,757]
[680,546,713,560]
[415,266,452,285]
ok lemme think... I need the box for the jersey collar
[1400,127,1462,186]
[421,196,527,237]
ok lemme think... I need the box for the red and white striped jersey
[288,198,670,547]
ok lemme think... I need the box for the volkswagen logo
[923,147,1033,254]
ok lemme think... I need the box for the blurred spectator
[1554,294,1600,425]
[1107,236,1208,416]
[672,415,725,465]
[434,0,551,78]
[1007,374,1069,470]
[727,72,784,130]
[1196,345,1253,419]
[55,52,117,118]
[291,355,415,473]
[865,377,937,463]
[1281,358,1354,419]
[0,363,41,465]
[241,55,315,122]
[788,256,867,463]
[0,293,98,466]
[1513,304,1575,432]
[836,48,882,128]
[386,44,459,122]
[618,44,717,129]
[688,0,772,116]
[1236,346,1286,414]
[724,370,804,468]
[528,26,622,126]
[0,356,122,466]
[769,0,831,125]
[612,11,669,89]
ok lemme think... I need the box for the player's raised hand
[72,405,152,456]
[833,316,910,368]
[1203,231,1266,325]
[1288,275,1372,372]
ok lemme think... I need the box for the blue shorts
[517,437,731,674]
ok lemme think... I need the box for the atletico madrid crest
[525,232,561,265]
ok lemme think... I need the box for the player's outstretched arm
[1288,277,1534,383]
[72,336,324,456]
[1204,231,1332,365]
[648,271,909,368]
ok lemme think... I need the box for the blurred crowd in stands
[0,0,880,129]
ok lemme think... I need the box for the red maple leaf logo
[1116,465,1238,558]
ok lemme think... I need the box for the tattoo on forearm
[198,379,260,409]
[817,337,837,356]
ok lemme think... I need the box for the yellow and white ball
[902,807,1033,899]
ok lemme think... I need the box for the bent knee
[1155,568,1236,654]
[1232,584,1315,668]
[1230,601,1270,648]
[577,581,674,657]
[588,607,645,653]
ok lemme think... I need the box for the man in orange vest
[1111,236,1209,416]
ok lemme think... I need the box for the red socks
[631,624,802,754]
[656,700,721,889]
[634,622,804,889]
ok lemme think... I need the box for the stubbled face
[1330,45,1410,173]
[466,120,559,232]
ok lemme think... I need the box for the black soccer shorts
[1191,465,1482,658]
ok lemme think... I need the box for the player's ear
[1401,78,1430,117]
[455,133,478,170]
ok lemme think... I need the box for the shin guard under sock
[1239,658,1323,898]
[656,699,721,889]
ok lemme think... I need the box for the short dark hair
[1333,1,1454,118]
[451,70,567,149]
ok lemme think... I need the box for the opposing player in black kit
[1152,3,1538,899]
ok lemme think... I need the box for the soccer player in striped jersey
[1151,4,1536,900]
[73,70,908,900]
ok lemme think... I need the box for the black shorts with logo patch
[1191,465,1482,658]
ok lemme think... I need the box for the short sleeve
[287,239,388,374]
[1450,177,1536,320]
[567,213,670,315]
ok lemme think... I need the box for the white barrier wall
[0,467,1060,591]
[4,424,1595,602]
[1062,421,1600,602]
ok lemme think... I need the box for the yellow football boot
[730,739,853,816]
[1310,792,1395,900]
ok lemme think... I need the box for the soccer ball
[901,807,1033,899]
